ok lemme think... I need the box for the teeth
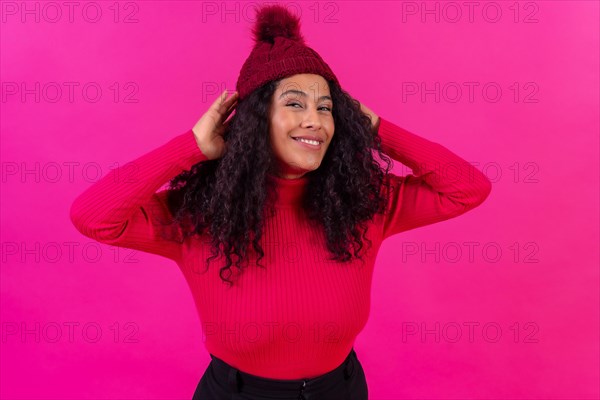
[294,138,320,145]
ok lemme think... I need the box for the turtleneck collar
[266,173,309,207]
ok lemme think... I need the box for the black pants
[192,348,369,400]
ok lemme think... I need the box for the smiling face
[268,73,335,179]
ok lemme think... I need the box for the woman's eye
[286,103,331,112]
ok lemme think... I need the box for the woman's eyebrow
[279,89,332,101]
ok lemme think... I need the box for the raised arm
[69,130,209,262]
[69,89,238,262]
[372,115,492,239]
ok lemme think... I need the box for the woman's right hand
[192,89,239,160]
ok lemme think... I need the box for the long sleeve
[376,117,492,239]
[69,129,209,263]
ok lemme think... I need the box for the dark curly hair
[160,78,393,288]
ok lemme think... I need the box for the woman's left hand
[358,101,380,135]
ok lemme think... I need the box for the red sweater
[69,117,491,379]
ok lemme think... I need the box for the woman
[70,4,492,400]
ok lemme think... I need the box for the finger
[223,94,238,113]
[224,113,235,125]
[221,103,237,121]
[225,101,237,115]
[225,91,238,104]
[222,90,238,103]
[212,89,232,112]
[218,96,238,118]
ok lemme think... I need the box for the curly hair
[160,78,393,288]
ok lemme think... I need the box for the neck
[266,173,309,207]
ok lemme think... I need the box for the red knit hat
[235,4,340,100]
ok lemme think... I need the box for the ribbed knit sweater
[69,117,491,379]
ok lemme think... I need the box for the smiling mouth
[292,137,323,146]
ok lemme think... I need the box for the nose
[300,105,322,130]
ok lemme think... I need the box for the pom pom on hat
[235,4,340,100]
[251,4,306,45]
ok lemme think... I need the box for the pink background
[1,1,598,399]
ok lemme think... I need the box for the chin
[279,156,324,175]
[299,162,322,173]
